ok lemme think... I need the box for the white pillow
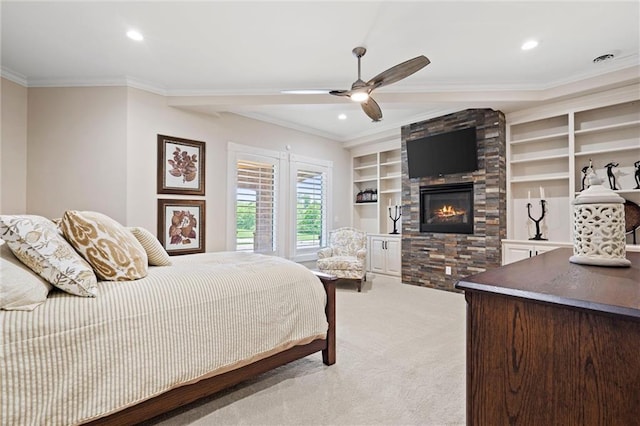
[128,227,172,266]
[0,242,53,311]
[0,214,98,297]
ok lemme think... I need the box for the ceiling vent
[592,54,615,63]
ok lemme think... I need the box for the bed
[0,214,336,425]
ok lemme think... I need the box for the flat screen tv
[406,127,478,178]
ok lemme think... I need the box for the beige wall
[2,82,350,252]
[1,78,28,214]
[126,87,351,252]
[27,86,128,222]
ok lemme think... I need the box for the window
[235,159,277,253]
[228,143,285,255]
[295,169,326,250]
[290,155,332,260]
[228,144,332,260]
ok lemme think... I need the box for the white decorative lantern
[570,169,630,267]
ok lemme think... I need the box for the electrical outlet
[445,266,452,275]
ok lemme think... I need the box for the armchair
[317,227,367,292]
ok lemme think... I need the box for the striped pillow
[61,211,148,281]
[128,227,172,266]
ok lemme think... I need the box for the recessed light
[127,30,144,41]
[338,114,347,120]
[521,40,538,51]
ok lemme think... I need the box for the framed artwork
[157,199,206,255]
[157,134,206,196]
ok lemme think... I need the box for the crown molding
[2,64,638,146]
[0,67,28,86]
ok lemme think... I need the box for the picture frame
[157,134,206,196]
[157,199,206,255]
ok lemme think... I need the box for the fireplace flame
[437,205,464,218]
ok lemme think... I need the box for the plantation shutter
[235,159,277,254]
[295,168,327,251]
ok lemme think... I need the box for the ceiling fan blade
[281,89,332,95]
[367,55,430,90]
[361,97,383,122]
[329,89,352,97]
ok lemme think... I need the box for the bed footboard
[317,272,336,365]
[86,274,336,425]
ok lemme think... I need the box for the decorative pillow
[0,215,98,297]
[128,227,172,266]
[0,242,53,310]
[61,211,148,281]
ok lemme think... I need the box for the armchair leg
[358,279,362,292]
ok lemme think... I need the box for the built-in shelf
[507,91,639,245]
[575,189,640,196]
[574,145,640,157]
[574,120,640,135]
[510,154,570,164]
[354,164,377,171]
[510,132,569,145]
[510,173,570,183]
[352,145,402,234]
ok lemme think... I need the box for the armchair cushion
[317,247,333,259]
[316,227,367,281]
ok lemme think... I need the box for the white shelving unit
[351,141,403,277]
[505,86,640,264]
[351,143,402,235]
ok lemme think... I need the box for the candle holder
[527,200,547,240]
[388,205,402,234]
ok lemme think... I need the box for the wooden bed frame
[86,274,336,425]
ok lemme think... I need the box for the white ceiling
[2,1,639,145]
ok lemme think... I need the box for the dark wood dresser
[455,248,640,425]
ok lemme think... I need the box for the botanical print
[158,199,206,255]
[165,142,200,188]
[157,135,206,196]
[168,209,198,246]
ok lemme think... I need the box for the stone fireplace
[401,109,506,292]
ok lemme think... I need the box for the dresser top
[456,248,640,319]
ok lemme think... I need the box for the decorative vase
[570,169,630,267]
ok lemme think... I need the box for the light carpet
[147,275,466,426]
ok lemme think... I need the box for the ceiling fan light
[350,92,369,102]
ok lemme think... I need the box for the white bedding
[0,252,328,425]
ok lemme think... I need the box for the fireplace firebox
[420,183,474,234]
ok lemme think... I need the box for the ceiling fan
[329,47,430,122]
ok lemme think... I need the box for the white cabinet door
[369,236,401,276]
[385,238,402,275]
[503,245,532,265]
[502,241,570,265]
[370,237,386,273]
